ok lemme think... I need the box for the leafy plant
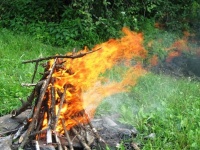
[1,0,197,47]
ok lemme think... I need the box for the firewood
[46,129,52,144]
[21,83,37,86]
[61,119,74,150]
[50,79,56,129]
[11,80,44,118]
[32,61,39,83]
[19,58,57,148]
[35,140,40,150]
[53,85,67,130]
[30,127,49,137]
[54,133,63,150]
[18,130,27,144]
[85,113,106,146]
[71,127,91,150]
[34,109,45,135]
[13,124,26,141]
[22,48,101,64]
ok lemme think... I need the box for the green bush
[0,0,198,47]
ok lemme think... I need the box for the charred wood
[50,81,56,129]
[53,85,67,130]
[71,127,91,150]
[32,61,39,83]
[54,133,63,150]
[19,58,57,148]
[61,119,74,150]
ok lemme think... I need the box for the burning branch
[53,85,67,130]
[50,79,56,129]
[22,48,101,64]
[19,58,57,148]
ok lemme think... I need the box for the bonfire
[1,28,147,150]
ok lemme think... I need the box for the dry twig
[22,48,101,64]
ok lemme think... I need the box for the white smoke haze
[95,71,182,126]
[94,30,200,128]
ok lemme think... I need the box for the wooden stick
[30,127,49,137]
[85,112,106,145]
[54,132,63,150]
[46,128,52,144]
[131,142,140,150]
[21,83,37,86]
[11,80,44,117]
[19,58,57,148]
[13,122,27,140]
[53,85,67,130]
[35,140,40,150]
[18,130,27,144]
[34,108,45,136]
[50,80,56,129]
[61,119,74,150]
[63,145,68,150]
[40,70,50,80]
[88,121,105,143]
[47,91,53,144]
[32,61,39,83]
[71,127,91,150]
[22,48,101,64]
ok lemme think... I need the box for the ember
[3,28,147,149]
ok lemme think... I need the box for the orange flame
[149,55,159,66]
[165,31,190,62]
[42,27,147,133]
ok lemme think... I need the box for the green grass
[98,73,200,149]
[0,28,70,115]
[0,28,200,149]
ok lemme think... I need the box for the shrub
[0,0,198,47]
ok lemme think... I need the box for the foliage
[0,0,198,47]
[190,1,200,39]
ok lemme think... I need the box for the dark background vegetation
[0,0,199,48]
